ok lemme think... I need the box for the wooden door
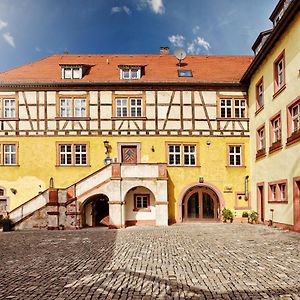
[121,146,137,164]
[257,185,264,222]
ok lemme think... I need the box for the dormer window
[61,65,83,79]
[119,65,142,80]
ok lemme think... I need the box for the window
[178,70,193,77]
[256,78,264,110]
[268,180,288,203]
[183,145,196,166]
[256,125,265,158]
[219,97,247,118]
[0,97,17,119]
[234,99,246,118]
[274,51,285,93]
[168,145,181,166]
[134,195,149,210]
[272,117,281,143]
[0,187,8,216]
[58,143,88,166]
[61,65,83,79]
[114,95,144,118]
[119,66,142,80]
[0,143,18,165]
[167,143,197,166]
[59,96,87,118]
[228,145,243,166]
[287,97,300,145]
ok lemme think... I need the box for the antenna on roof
[174,48,186,69]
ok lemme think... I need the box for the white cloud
[3,32,15,48]
[187,36,210,54]
[168,34,185,48]
[192,25,200,35]
[0,19,8,30]
[138,0,165,15]
[35,47,41,52]
[111,6,131,15]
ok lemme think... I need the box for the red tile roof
[0,54,253,85]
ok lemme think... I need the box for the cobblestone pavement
[1,224,300,300]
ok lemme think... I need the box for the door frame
[293,177,300,231]
[257,182,264,223]
[182,187,219,222]
[118,142,141,164]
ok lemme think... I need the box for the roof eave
[241,0,299,83]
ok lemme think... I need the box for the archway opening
[82,194,109,227]
[182,186,220,222]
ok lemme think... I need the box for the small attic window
[119,66,142,80]
[61,65,83,79]
[178,70,193,77]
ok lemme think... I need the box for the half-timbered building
[0,50,252,229]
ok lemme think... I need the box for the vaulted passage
[82,194,109,227]
[182,186,220,222]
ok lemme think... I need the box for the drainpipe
[245,176,249,201]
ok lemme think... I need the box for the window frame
[269,111,282,153]
[218,95,247,119]
[166,142,199,167]
[287,96,300,146]
[0,96,18,120]
[227,144,244,167]
[255,77,264,112]
[0,186,8,216]
[61,65,83,80]
[56,95,89,120]
[134,194,150,211]
[268,179,288,203]
[119,67,142,80]
[256,124,266,159]
[273,50,286,96]
[0,142,18,166]
[112,93,146,119]
[56,142,89,167]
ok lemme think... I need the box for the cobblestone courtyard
[1,224,300,300]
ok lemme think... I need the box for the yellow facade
[0,135,250,221]
[248,11,300,226]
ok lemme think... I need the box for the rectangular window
[64,68,72,79]
[287,97,300,146]
[228,145,242,166]
[59,96,87,118]
[135,195,149,209]
[291,102,300,133]
[183,145,196,166]
[0,143,17,165]
[114,96,144,118]
[120,67,142,80]
[234,99,246,118]
[268,180,288,203]
[220,99,232,118]
[219,97,247,118]
[272,117,281,143]
[257,126,265,151]
[274,51,285,93]
[256,78,264,110]
[168,145,181,166]
[58,143,88,166]
[3,98,16,118]
[61,66,83,79]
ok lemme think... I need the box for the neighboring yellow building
[0,52,252,229]
[242,0,300,231]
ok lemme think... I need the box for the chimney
[160,47,169,55]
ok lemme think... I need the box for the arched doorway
[82,194,109,227]
[182,186,220,222]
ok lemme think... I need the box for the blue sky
[0,0,277,72]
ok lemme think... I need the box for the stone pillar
[155,180,168,226]
[47,188,59,230]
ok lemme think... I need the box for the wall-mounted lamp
[103,141,112,165]
[151,146,155,152]
[206,140,211,146]
[10,188,17,195]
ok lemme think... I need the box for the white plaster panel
[219,91,245,96]
[100,106,112,119]
[0,92,16,96]
[115,91,143,95]
[206,107,216,119]
[157,106,168,119]
[90,108,98,119]
[157,91,173,104]
[89,91,98,104]
[47,121,56,130]
[194,91,201,104]
[47,106,56,118]
[146,91,155,104]
[195,121,210,130]
[183,106,192,118]
[24,92,36,104]
[100,91,112,104]
[155,204,168,226]
[121,165,158,178]
[165,121,180,130]
[19,121,33,131]
[59,91,87,95]
[146,121,156,130]
[202,91,217,105]
[169,106,180,119]
[146,106,155,118]
[89,122,98,130]
[194,107,206,119]
[46,92,56,104]
[183,121,192,130]
[183,91,192,104]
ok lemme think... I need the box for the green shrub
[249,211,258,223]
[222,208,234,221]
[242,211,249,218]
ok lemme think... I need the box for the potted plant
[241,211,249,223]
[0,217,14,232]
[59,224,65,230]
[249,211,258,224]
[222,208,234,223]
